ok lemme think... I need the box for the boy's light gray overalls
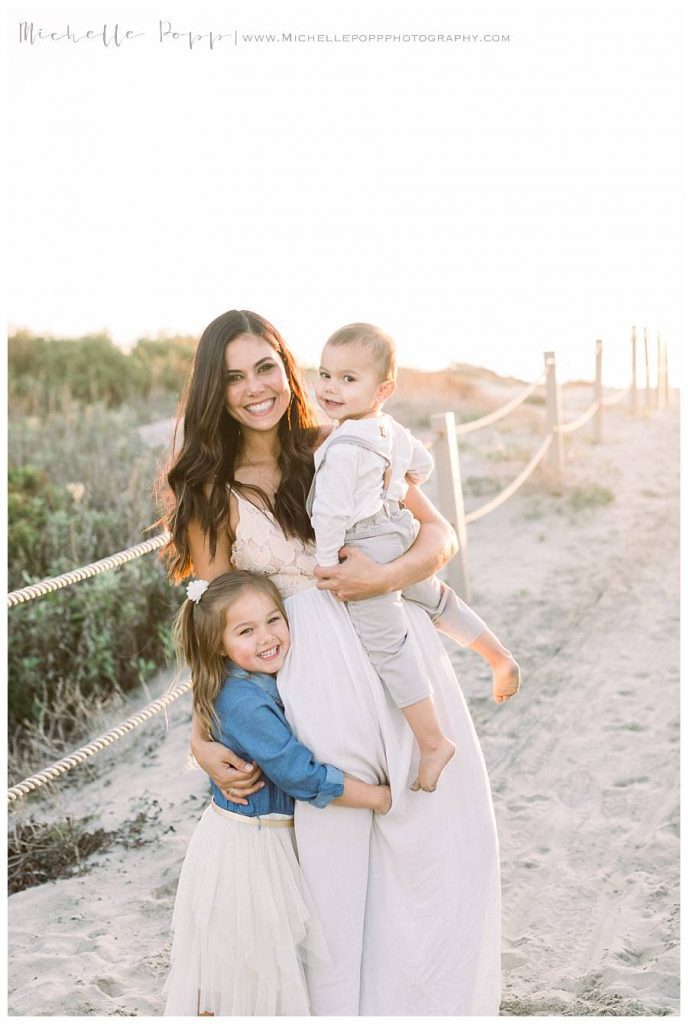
[307,434,486,709]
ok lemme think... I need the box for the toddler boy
[308,323,519,792]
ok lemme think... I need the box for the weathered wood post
[430,412,471,601]
[630,326,638,416]
[643,327,651,407]
[544,351,563,476]
[593,339,603,442]
[657,332,666,411]
[664,343,671,407]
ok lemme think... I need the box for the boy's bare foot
[492,655,521,703]
[410,737,456,792]
[374,784,393,815]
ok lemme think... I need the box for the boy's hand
[492,655,521,704]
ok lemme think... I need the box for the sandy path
[457,403,680,1015]
[8,400,679,1016]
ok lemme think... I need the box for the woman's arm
[191,710,265,805]
[396,483,459,580]
[314,484,457,602]
[187,514,234,580]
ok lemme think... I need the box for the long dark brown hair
[161,310,320,581]
[174,571,288,740]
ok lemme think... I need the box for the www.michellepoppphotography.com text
[17,19,510,51]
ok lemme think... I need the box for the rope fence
[8,678,192,804]
[464,435,553,524]
[8,532,169,608]
[555,399,601,435]
[602,385,631,407]
[431,331,671,600]
[7,326,671,805]
[455,374,546,435]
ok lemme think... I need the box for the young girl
[163,571,391,1017]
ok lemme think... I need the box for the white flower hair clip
[186,579,210,604]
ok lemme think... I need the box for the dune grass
[8,402,183,773]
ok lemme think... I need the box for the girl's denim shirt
[210,663,344,818]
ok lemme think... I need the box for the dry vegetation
[8,334,188,777]
[8,803,166,895]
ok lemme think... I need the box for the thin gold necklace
[242,452,280,493]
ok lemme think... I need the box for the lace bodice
[231,490,318,598]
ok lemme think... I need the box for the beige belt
[211,800,294,829]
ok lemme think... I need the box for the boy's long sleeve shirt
[309,414,433,566]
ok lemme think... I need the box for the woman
[163,309,515,1015]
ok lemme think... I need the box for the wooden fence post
[643,327,651,407]
[593,339,603,442]
[657,332,666,410]
[430,412,471,601]
[544,351,563,476]
[630,326,638,415]
[664,343,670,407]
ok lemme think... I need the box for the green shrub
[130,335,196,393]
[8,331,196,415]
[9,561,177,727]
[8,405,184,746]
[8,333,147,412]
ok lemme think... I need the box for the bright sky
[6,1,685,386]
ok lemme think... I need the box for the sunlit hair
[174,571,288,741]
[161,310,320,581]
[325,322,397,382]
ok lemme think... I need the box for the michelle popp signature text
[18,21,232,50]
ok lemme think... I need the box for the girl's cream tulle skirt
[163,802,329,1016]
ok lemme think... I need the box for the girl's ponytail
[174,599,199,675]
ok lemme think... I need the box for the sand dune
[8,385,679,1016]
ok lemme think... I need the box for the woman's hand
[196,740,265,805]
[191,713,265,805]
[316,486,458,601]
[314,547,392,602]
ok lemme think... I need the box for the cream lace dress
[231,490,501,1015]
